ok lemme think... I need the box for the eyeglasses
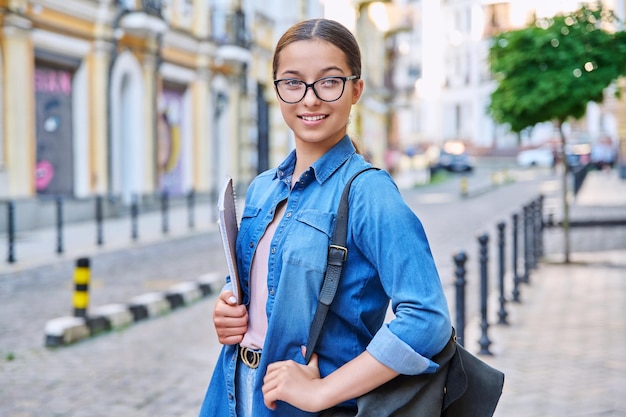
[273,75,360,104]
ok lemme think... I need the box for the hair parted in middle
[272,18,362,81]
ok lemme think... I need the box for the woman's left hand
[262,348,327,412]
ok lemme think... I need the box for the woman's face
[274,39,363,152]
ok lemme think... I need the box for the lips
[300,114,327,122]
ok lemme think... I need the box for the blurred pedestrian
[198,18,451,417]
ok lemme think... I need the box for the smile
[300,115,327,121]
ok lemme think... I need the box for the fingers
[262,360,294,410]
[262,356,322,411]
[213,291,248,345]
[220,290,238,306]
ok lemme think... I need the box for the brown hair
[272,19,362,80]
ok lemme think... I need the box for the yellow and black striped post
[460,177,469,197]
[73,257,90,318]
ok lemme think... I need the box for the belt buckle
[240,346,260,369]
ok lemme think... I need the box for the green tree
[488,2,626,263]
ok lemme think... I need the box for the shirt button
[271,248,276,254]
[269,289,275,295]
[249,242,254,248]
[286,212,292,218]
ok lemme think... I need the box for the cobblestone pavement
[485,249,626,417]
[1,167,625,417]
[1,233,227,417]
[471,169,626,417]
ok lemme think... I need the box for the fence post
[537,194,544,258]
[131,194,139,241]
[497,221,508,325]
[187,189,195,230]
[511,212,521,302]
[161,190,169,235]
[56,196,64,255]
[7,201,16,263]
[533,196,542,264]
[530,200,538,270]
[95,195,104,246]
[478,232,493,355]
[522,204,531,284]
[453,251,468,347]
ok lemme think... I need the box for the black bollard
[161,190,169,235]
[522,204,531,284]
[537,194,544,258]
[56,196,64,255]
[73,257,90,318]
[533,196,542,264]
[478,232,493,355]
[530,200,538,270]
[7,201,16,263]
[511,212,521,302]
[95,195,104,246]
[453,251,468,346]
[497,221,508,325]
[131,194,139,241]
[187,189,195,230]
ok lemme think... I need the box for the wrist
[314,377,339,412]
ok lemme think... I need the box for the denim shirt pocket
[238,205,261,238]
[284,209,334,274]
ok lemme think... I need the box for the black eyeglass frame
[273,75,360,104]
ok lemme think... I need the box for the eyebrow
[278,66,346,78]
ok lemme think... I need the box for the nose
[302,84,321,104]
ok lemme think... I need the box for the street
[0,160,556,417]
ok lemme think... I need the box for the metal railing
[210,8,250,48]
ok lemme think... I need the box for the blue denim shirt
[199,136,451,417]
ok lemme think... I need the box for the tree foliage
[488,2,626,133]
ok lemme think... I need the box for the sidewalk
[473,170,626,416]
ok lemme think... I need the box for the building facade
[0,0,327,209]
[5,0,621,223]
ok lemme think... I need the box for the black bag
[310,168,504,417]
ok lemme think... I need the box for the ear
[351,78,364,104]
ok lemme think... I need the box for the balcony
[211,8,251,63]
[211,8,250,48]
[116,0,167,36]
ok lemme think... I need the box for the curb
[44,272,223,347]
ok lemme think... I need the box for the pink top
[240,201,287,350]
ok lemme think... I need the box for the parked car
[516,145,555,168]
[435,142,474,173]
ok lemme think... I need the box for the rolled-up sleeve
[367,325,439,375]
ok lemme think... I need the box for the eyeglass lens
[276,77,347,103]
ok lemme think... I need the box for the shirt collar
[275,135,356,185]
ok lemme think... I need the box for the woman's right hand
[213,291,248,345]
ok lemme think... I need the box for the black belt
[239,346,261,369]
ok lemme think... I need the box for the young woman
[198,18,451,417]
